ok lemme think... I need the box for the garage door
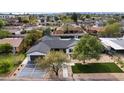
[30,55,43,61]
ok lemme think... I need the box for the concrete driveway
[16,61,46,79]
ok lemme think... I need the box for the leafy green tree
[113,15,121,21]
[54,16,59,21]
[18,17,22,23]
[0,44,13,54]
[60,16,73,23]
[80,15,85,21]
[43,27,51,36]
[0,30,11,39]
[46,16,50,22]
[73,34,103,63]
[21,17,30,24]
[0,19,6,29]
[36,51,69,77]
[63,18,73,23]
[29,16,38,25]
[0,61,12,73]
[85,14,90,19]
[71,13,78,23]
[19,16,38,25]
[107,18,117,25]
[99,22,121,37]
[23,30,42,51]
[121,15,124,19]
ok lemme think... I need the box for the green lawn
[0,53,25,76]
[72,63,123,73]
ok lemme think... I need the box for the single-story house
[100,37,124,52]
[0,14,15,19]
[27,36,78,61]
[23,25,42,31]
[0,38,23,52]
[5,26,23,35]
[51,23,85,39]
[86,25,104,35]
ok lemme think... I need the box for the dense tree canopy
[60,15,73,23]
[0,61,12,73]
[23,30,42,51]
[0,19,6,29]
[121,15,124,19]
[0,44,13,54]
[107,18,118,25]
[85,14,91,19]
[0,30,11,39]
[43,27,51,36]
[54,16,59,21]
[73,34,103,63]
[29,16,38,24]
[18,16,38,25]
[71,13,78,23]
[18,16,30,24]
[99,22,121,37]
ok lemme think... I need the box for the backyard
[72,63,123,73]
[0,53,25,76]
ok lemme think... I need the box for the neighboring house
[100,37,124,52]
[120,19,124,34]
[7,29,22,35]
[86,26,104,34]
[23,25,42,31]
[51,23,85,39]
[121,19,124,27]
[0,38,23,52]
[5,26,23,35]
[83,19,95,26]
[27,36,78,61]
[95,20,105,27]
[0,14,15,19]
[5,17,21,26]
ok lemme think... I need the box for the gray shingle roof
[111,39,124,49]
[27,42,50,54]
[42,36,60,41]
[43,39,76,49]
[27,36,77,54]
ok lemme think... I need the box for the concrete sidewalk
[73,73,124,81]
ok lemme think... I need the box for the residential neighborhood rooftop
[27,36,77,54]
[100,37,124,50]
[0,38,23,47]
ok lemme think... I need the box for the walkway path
[73,73,124,81]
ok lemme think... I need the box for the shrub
[21,30,26,34]
[0,44,13,54]
[0,61,12,73]
[0,30,11,39]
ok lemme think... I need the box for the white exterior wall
[27,52,46,62]
[28,52,46,56]
[27,55,31,62]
